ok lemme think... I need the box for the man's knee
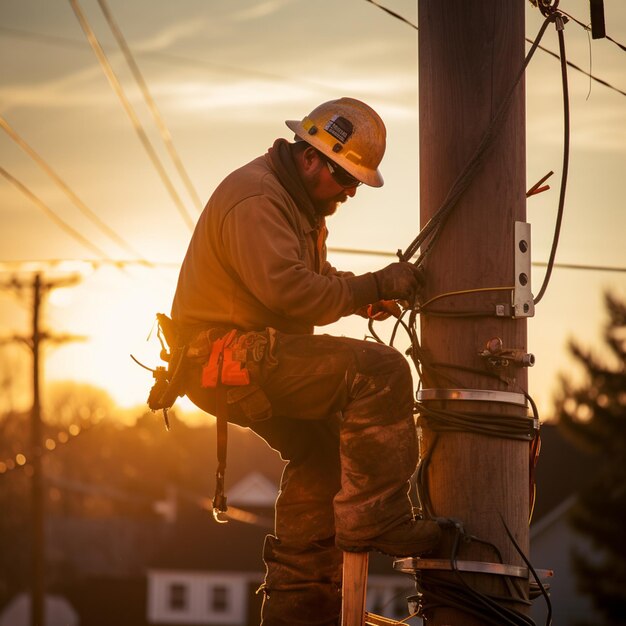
[346,342,413,417]
[350,341,412,386]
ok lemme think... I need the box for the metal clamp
[394,558,528,579]
[417,388,528,407]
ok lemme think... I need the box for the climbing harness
[136,314,275,523]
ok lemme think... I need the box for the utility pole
[415,2,531,624]
[2,272,82,626]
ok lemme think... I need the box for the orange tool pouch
[201,329,250,388]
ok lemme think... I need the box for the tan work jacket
[171,149,377,334]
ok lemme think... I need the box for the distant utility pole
[1,273,82,626]
[416,2,531,624]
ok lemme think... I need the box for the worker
[169,97,442,625]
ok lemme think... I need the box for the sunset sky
[1,0,625,420]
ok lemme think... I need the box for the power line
[68,0,196,232]
[0,25,341,92]
[1,254,624,275]
[327,247,626,274]
[561,9,626,52]
[532,261,626,274]
[363,0,417,30]
[0,272,83,626]
[364,0,626,98]
[0,258,175,272]
[95,0,203,212]
[0,167,115,261]
[534,40,626,98]
[0,115,153,267]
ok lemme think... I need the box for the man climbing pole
[166,97,442,626]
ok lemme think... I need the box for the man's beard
[313,194,347,217]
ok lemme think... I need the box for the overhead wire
[0,259,180,272]
[0,115,153,267]
[400,15,557,266]
[532,39,626,97]
[363,0,418,30]
[3,10,625,98]
[328,247,626,274]
[67,0,196,232]
[561,9,626,52]
[533,15,569,305]
[0,26,342,97]
[0,167,114,262]
[363,0,626,98]
[94,0,203,212]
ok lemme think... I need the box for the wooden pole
[418,2,529,624]
[0,272,82,626]
[31,274,45,626]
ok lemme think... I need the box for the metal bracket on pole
[417,388,528,407]
[513,221,535,318]
[393,557,529,578]
[394,558,554,583]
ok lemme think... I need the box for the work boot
[336,519,441,557]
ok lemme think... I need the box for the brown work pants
[185,332,418,626]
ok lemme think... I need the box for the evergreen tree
[554,293,626,626]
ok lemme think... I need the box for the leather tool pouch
[146,314,188,417]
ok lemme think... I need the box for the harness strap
[212,346,229,522]
[212,385,229,522]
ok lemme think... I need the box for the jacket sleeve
[321,259,355,279]
[221,195,378,327]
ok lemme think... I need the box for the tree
[554,293,626,626]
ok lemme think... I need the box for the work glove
[355,300,402,321]
[373,262,425,304]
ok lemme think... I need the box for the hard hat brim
[285,120,384,188]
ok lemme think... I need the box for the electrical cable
[533,17,569,305]
[418,286,514,312]
[95,0,203,213]
[531,39,626,97]
[68,0,196,232]
[328,247,626,274]
[0,115,153,267]
[0,259,179,272]
[501,515,553,625]
[361,0,626,98]
[414,525,538,626]
[363,0,417,30]
[560,9,626,53]
[3,11,626,97]
[0,166,114,262]
[0,26,349,100]
[400,14,557,267]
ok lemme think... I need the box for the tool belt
[146,313,274,521]
[146,313,190,425]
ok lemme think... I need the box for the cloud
[133,17,211,53]
[0,16,211,111]
[228,0,295,22]
[160,80,312,113]
[528,98,626,154]
[150,72,418,124]
[0,65,110,111]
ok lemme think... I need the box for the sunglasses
[323,156,362,189]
